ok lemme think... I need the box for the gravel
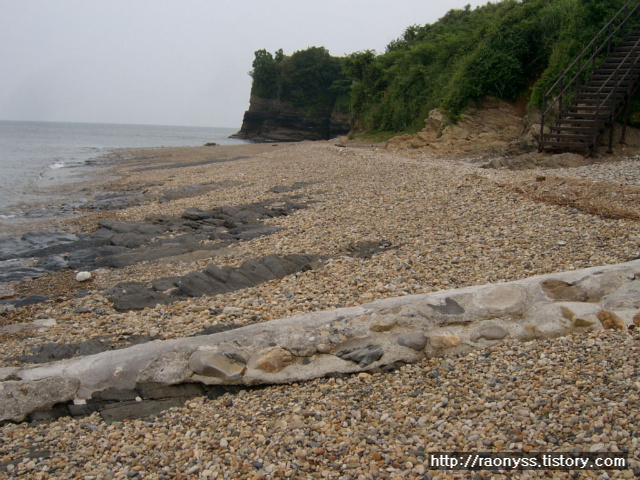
[1,142,639,478]
[1,330,638,479]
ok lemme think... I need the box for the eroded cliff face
[232,96,350,142]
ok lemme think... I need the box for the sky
[0,0,490,128]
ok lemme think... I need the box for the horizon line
[0,118,240,130]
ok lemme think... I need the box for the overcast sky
[1,0,490,128]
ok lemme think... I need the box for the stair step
[542,135,595,142]
[539,14,640,154]
[584,88,631,95]
[609,48,640,53]
[557,113,610,121]
[588,71,638,76]
[600,61,640,66]
[554,120,599,127]
[573,99,624,107]
[539,143,593,151]
[574,94,622,100]
[580,87,627,99]
[564,108,614,115]
[593,69,640,76]
[539,140,593,150]
[540,139,592,146]
[590,75,633,82]
[548,126,598,133]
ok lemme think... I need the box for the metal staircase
[539,0,640,155]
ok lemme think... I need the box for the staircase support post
[621,99,631,144]
[608,119,614,153]
[539,96,546,152]
[621,80,640,144]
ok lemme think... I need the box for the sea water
[0,120,248,218]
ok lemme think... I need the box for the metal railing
[539,0,640,147]
[592,34,640,150]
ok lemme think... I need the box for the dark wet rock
[136,382,204,400]
[99,398,186,423]
[427,297,466,315]
[108,233,150,249]
[11,335,155,364]
[0,199,308,287]
[0,260,49,283]
[66,246,130,270]
[98,219,165,236]
[192,324,245,336]
[336,345,384,367]
[182,207,217,221]
[158,183,222,202]
[14,295,52,308]
[151,277,182,292]
[35,255,69,271]
[109,254,325,311]
[0,232,79,261]
[106,283,179,311]
[342,240,395,258]
[91,388,140,402]
[83,192,146,210]
[232,226,282,241]
[132,157,250,172]
[95,239,221,269]
[28,404,73,423]
[269,182,314,193]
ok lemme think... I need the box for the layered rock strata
[232,96,350,142]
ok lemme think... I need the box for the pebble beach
[1,141,640,479]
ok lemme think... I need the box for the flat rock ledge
[3,260,640,423]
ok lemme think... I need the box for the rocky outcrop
[385,97,640,161]
[0,199,307,286]
[106,253,326,311]
[232,96,350,142]
[386,98,531,157]
[3,259,639,423]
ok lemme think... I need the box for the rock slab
[0,377,81,422]
[4,260,640,422]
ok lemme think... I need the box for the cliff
[232,96,351,142]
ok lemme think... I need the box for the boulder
[189,351,248,381]
[0,377,80,422]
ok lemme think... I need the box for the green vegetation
[250,46,349,112]
[249,0,635,135]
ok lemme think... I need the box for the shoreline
[1,139,639,338]
[1,141,639,477]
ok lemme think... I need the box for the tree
[250,49,278,98]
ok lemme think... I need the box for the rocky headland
[1,139,639,478]
[232,96,350,142]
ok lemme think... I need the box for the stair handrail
[592,35,640,150]
[540,0,640,141]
